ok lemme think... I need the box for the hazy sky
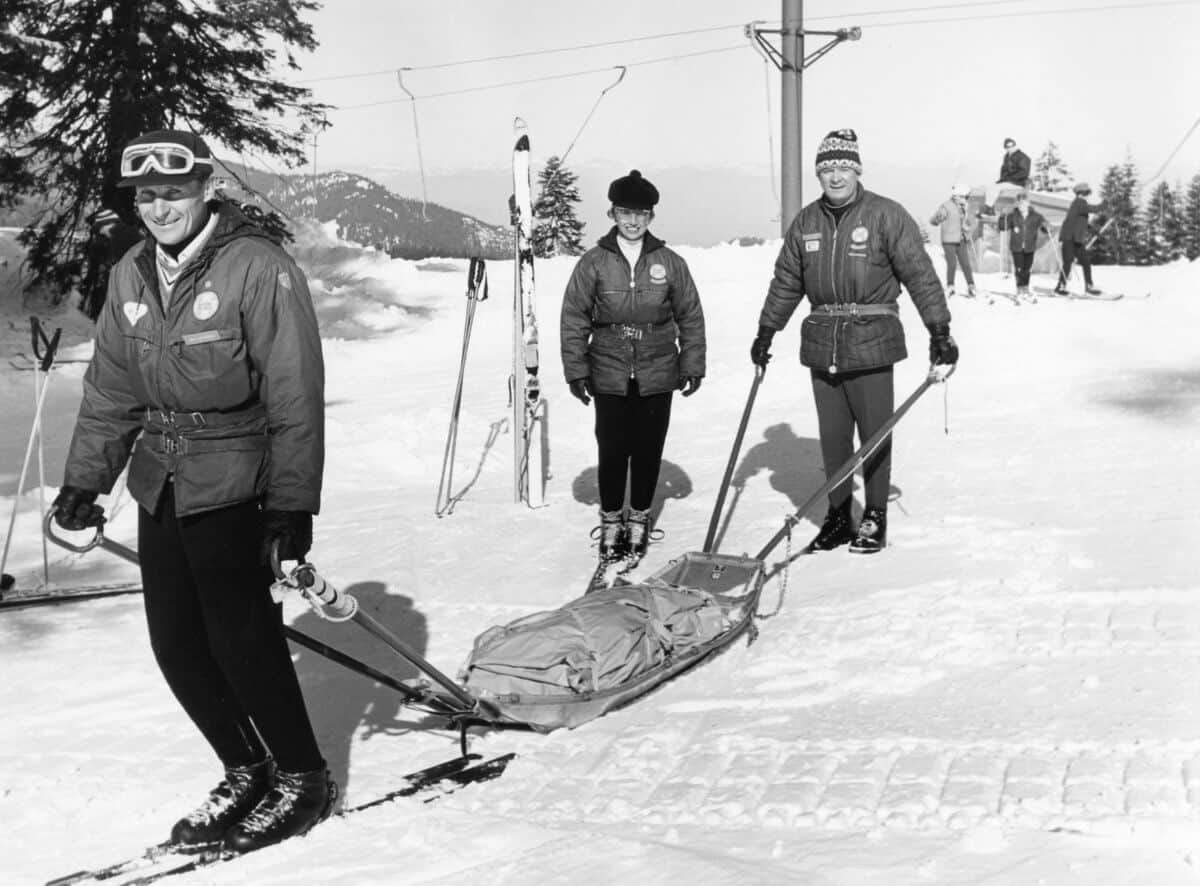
[280,0,1200,242]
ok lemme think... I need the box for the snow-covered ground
[2,226,1199,885]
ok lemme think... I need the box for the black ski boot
[170,757,274,847]
[222,766,337,854]
[596,509,628,563]
[809,502,854,551]
[625,508,652,561]
[849,507,887,554]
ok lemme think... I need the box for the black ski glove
[568,378,592,405]
[750,325,775,367]
[678,376,702,397]
[262,510,313,567]
[52,486,105,531]
[928,324,960,366]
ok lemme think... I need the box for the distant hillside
[217,165,511,261]
[1,165,512,262]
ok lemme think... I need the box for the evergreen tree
[531,156,585,258]
[1142,181,1186,264]
[1092,155,1143,265]
[1031,141,1073,192]
[1183,172,1200,261]
[0,0,326,316]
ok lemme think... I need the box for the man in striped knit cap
[750,129,957,554]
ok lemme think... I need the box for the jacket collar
[597,225,665,257]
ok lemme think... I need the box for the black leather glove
[928,324,960,366]
[750,325,775,367]
[678,376,702,397]
[262,510,313,566]
[52,486,105,531]
[568,378,592,405]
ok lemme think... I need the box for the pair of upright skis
[435,120,546,514]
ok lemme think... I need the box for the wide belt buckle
[619,324,643,340]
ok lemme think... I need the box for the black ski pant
[1058,240,1093,287]
[593,379,673,513]
[810,366,895,512]
[139,485,324,773]
[1012,251,1035,288]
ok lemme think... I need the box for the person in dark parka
[560,170,706,568]
[750,129,958,554]
[1056,181,1102,295]
[54,129,334,855]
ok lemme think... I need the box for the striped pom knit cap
[815,129,862,175]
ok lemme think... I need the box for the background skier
[52,129,335,855]
[560,169,706,572]
[929,183,979,298]
[749,129,958,554]
[1056,181,1102,295]
[999,190,1051,302]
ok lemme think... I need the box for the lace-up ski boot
[170,758,275,847]
[849,506,888,554]
[625,508,652,562]
[596,509,628,563]
[222,766,336,854]
[809,502,854,551]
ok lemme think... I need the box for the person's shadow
[288,582,437,807]
[712,422,904,552]
[570,458,693,527]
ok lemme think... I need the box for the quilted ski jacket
[560,228,706,396]
[64,201,325,518]
[1000,207,1050,253]
[758,186,950,373]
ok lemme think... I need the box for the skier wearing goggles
[56,128,334,855]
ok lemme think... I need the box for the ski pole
[1,321,63,589]
[703,364,765,554]
[435,258,487,517]
[754,368,947,563]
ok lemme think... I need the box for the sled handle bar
[754,367,948,563]
[43,509,139,565]
[270,548,481,713]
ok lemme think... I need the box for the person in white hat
[929,183,979,298]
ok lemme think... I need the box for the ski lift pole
[397,68,429,221]
[703,364,765,553]
[754,367,949,563]
[435,259,488,517]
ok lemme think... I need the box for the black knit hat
[815,129,862,174]
[607,170,659,210]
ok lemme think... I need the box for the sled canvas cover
[460,552,765,732]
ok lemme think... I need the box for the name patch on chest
[803,232,821,253]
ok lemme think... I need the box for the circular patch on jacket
[649,263,667,283]
[850,226,869,244]
[193,290,220,320]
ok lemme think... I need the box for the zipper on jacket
[828,221,840,374]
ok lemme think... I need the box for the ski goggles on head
[120,143,213,179]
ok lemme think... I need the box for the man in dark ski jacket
[561,170,706,570]
[53,129,334,854]
[749,129,957,554]
[1055,181,1102,295]
[984,137,1032,214]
